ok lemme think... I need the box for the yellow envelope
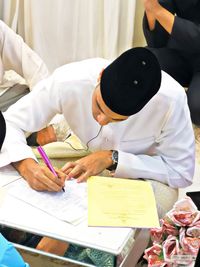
[88,176,160,228]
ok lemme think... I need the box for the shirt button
[105,138,109,142]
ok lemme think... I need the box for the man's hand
[12,158,66,191]
[36,125,57,146]
[61,150,113,183]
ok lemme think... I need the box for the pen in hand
[37,146,65,192]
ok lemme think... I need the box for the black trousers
[147,47,200,126]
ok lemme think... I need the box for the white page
[0,165,21,187]
[8,179,87,225]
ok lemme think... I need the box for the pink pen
[37,146,65,192]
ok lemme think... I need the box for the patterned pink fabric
[144,197,200,267]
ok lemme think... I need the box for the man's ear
[97,68,104,83]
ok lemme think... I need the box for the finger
[65,168,74,180]
[27,174,60,192]
[77,171,90,183]
[61,162,77,172]
[26,177,48,191]
[55,168,67,183]
[38,168,65,191]
[40,174,63,191]
[65,168,73,176]
[67,164,85,179]
[42,166,65,186]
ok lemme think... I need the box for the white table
[0,165,139,267]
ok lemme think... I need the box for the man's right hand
[12,158,66,192]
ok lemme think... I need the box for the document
[8,179,87,225]
[88,176,159,228]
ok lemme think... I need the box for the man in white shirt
[0,19,68,146]
[1,47,195,216]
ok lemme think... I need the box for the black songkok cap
[0,111,6,150]
[100,47,161,116]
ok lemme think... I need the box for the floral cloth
[65,244,115,267]
[144,197,200,267]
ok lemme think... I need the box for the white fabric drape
[0,0,136,72]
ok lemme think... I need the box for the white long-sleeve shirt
[1,58,195,188]
[0,20,49,96]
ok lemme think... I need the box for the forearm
[12,158,37,178]
[152,4,174,34]
[143,1,175,47]
[143,0,175,34]
[115,150,193,188]
[115,151,169,184]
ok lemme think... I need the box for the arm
[169,16,200,53]
[142,0,175,47]
[62,91,194,188]
[142,1,200,53]
[0,20,61,145]
[61,84,195,188]
[1,76,65,191]
[115,92,195,188]
[0,20,49,89]
[142,0,175,33]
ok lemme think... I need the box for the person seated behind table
[142,0,200,127]
[0,112,29,267]
[0,47,195,264]
[0,19,68,146]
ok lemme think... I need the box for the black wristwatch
[107,150,118,171]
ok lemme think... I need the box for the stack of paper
[88,176,159,228]
[8,179,87,225]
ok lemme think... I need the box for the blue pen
[37,146,65,192]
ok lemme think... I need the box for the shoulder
[149,71,188,116]
[52,58,110,83]
[0,20,14,36]
[158,71,187,104]
[0,20,7,30]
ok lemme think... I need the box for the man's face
[92,84,129,126]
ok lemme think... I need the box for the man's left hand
[61,150,113,183]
